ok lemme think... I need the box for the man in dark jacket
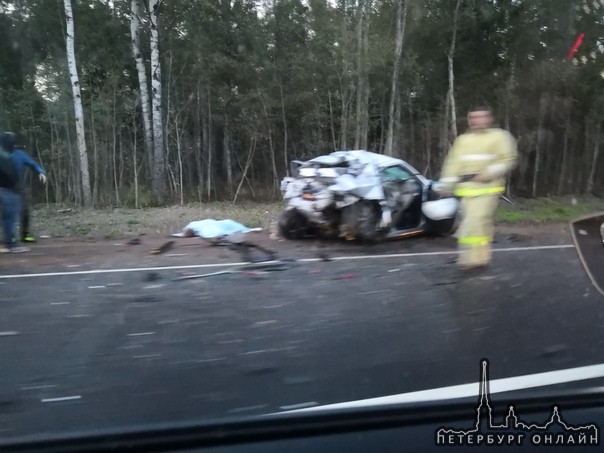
[0,132,46,253]
[13,139,47,243]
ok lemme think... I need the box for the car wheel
[424,216,458,237]
[278,209,310,240]
[355,201,383,243]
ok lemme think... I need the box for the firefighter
[436,106,518,271]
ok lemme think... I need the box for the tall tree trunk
[354,0,364,149]
[557,103,571,195]
[532,93,547,198]
[64,0,92,207]
[328,89,337,149]
[130,0,154,181]
[90,98,99,206]
[393,93,402,156]
[175,114,184,205]
[339,79,348,150]
[149,0,165,203]
[338,0,349,150]
[408,95,415,162]
[223,113,233,195]
[132,110,139,208]
[112,86,120,206]
[279,81,288,175]
[233,136,256,204]
[446,0,461,141]
[424,115,432,177]
[195,81,203,202]
[206,84,212,200]
[360,4,370,150]
[384,0,408,156]
[586,121,601,194]
[260,93,279,191]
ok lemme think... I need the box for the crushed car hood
[285,150,430,201]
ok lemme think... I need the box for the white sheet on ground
[172,219,262,238]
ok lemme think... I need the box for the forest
[0,0,602,207]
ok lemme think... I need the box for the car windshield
[381,166,412,182]
[0,0,603,448]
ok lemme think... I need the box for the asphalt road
[0,234,603,444]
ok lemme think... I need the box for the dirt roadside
[0,221,574,275]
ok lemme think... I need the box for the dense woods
[0,0,602,207]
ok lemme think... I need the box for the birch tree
[64,0,92,207]
[130,0,154,180]
[149,0,165,202]
[446,0,461,140]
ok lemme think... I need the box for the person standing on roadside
[13,138,47,243]
[0,132,46,253]
[435,106,518,272]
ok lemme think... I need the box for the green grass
[33,201,284,239]
[496,196,603,224]
[29,197,601,239]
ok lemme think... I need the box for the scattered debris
[165,253,189,257]
[57,209,73,214]
[578,229,588,236]
[143,272,161,282]
[150,241,175,255]
[387,268,401,273]
[333,273,357,280]
[228,241,277,263]
[127,238,141,246]
[317,252,332,262]
[174,259,299,281]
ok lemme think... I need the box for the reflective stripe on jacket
[440,128,518,197]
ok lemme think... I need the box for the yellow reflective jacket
[440,128,518,197]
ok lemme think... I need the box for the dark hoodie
[0,133,45,191]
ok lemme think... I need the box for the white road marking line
[280,402,319,411]
[88,285,106,289]
[41,395,81,403]
[133,354,162,359]
[143,284,166,289]
[228,404,269,414]
[128,332,156,337]
[272,362,604,415]
[50,302,70,305]
[0,244,575,280]
[0,331,19,336]
[21,385,58,391]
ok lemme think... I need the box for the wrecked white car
[278,150,460,242]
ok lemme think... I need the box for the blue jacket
[11,148,45,190]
